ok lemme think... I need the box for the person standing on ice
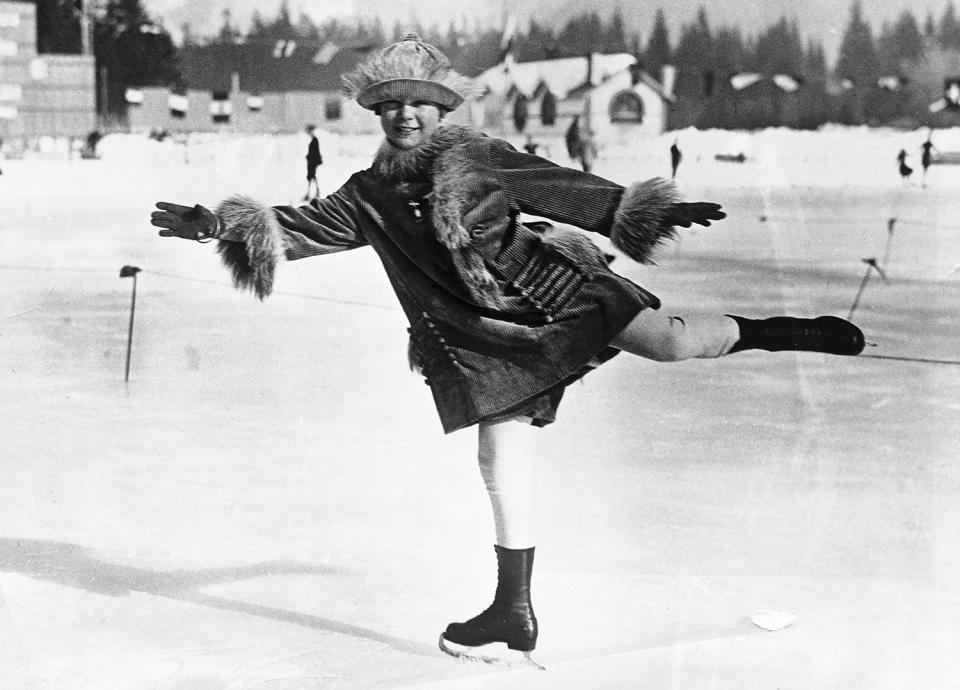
[303,124,323,201]
[919,132,938,187]
[897,148,913,185]
[670,139,682,180]
[150,33,866,666]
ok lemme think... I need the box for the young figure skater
[151,34,865,665]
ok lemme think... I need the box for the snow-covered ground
[1,125,959,689]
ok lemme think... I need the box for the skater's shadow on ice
[0,538,435,657]
[0,538,335,596]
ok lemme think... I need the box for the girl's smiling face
[378,100,443,150]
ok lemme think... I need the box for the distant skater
[152,33,866,668]
[919,133,938,187]
[304,124,323,201]
[564,116,597,173]
[522,135,539,155]
[897,149,913,185]
[670,139,682,179]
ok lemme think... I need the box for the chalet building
[473,53,675,145]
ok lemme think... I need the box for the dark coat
[306,135,322,169]
[215,125,680,433]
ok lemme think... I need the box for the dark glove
[150,202,219,242]
[663,202,726,228]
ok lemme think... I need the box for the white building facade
[474,53,675,147]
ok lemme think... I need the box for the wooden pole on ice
[848,258,887,321]
[119,265,141,383]
[882,218,896,269]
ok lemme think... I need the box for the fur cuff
[214,195,285,300]
[610,177,681,263]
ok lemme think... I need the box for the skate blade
[438,634,546,670]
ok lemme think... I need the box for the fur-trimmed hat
[341,33,478,112]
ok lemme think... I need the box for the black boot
[728,315,865,355]
[441,545,538,652]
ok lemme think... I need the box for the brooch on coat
[407,199,425,221]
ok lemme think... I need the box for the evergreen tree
[712,27,745,76]
[836,1,878,124]
[604,8,628,53]
[94,0,181,122]
[214,8,241,45]
[673,7,713,91]
[878,9,924,70]
[836,1,876,83]
[703,27,745,128]
[672,7,715,127]
[520,20,558,61]
[246,9,269,42]
[273,0,295,39]
[453,27,502,77]
[642,8,671,78]
[296,13,320,43]
[798,39,831,128]
[938,2,960,49]
[556,11,605,56]
[753,17,804,76]
[803,40,828,81]
[33,0,82,54]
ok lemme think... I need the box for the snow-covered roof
[476,53,637,99]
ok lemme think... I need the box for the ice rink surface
[1,126,959,688]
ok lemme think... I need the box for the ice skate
[438,634,545,669]
[439,545,544,669]
[729,315,865,355]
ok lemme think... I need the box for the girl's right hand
[150,202,219,242]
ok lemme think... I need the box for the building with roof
[127,40,396,134]
[473,53,675,145]
[0,1,96,142]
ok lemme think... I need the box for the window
[325,97,342,120]
[541,91,557,125]
[512,94,528,132]
[609,90,644,123]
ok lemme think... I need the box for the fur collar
[370,124,483,181]
[368,124,622,311]
[372,124,507,308]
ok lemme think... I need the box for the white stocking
[611,309,740,361]
[477,420,536,550]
